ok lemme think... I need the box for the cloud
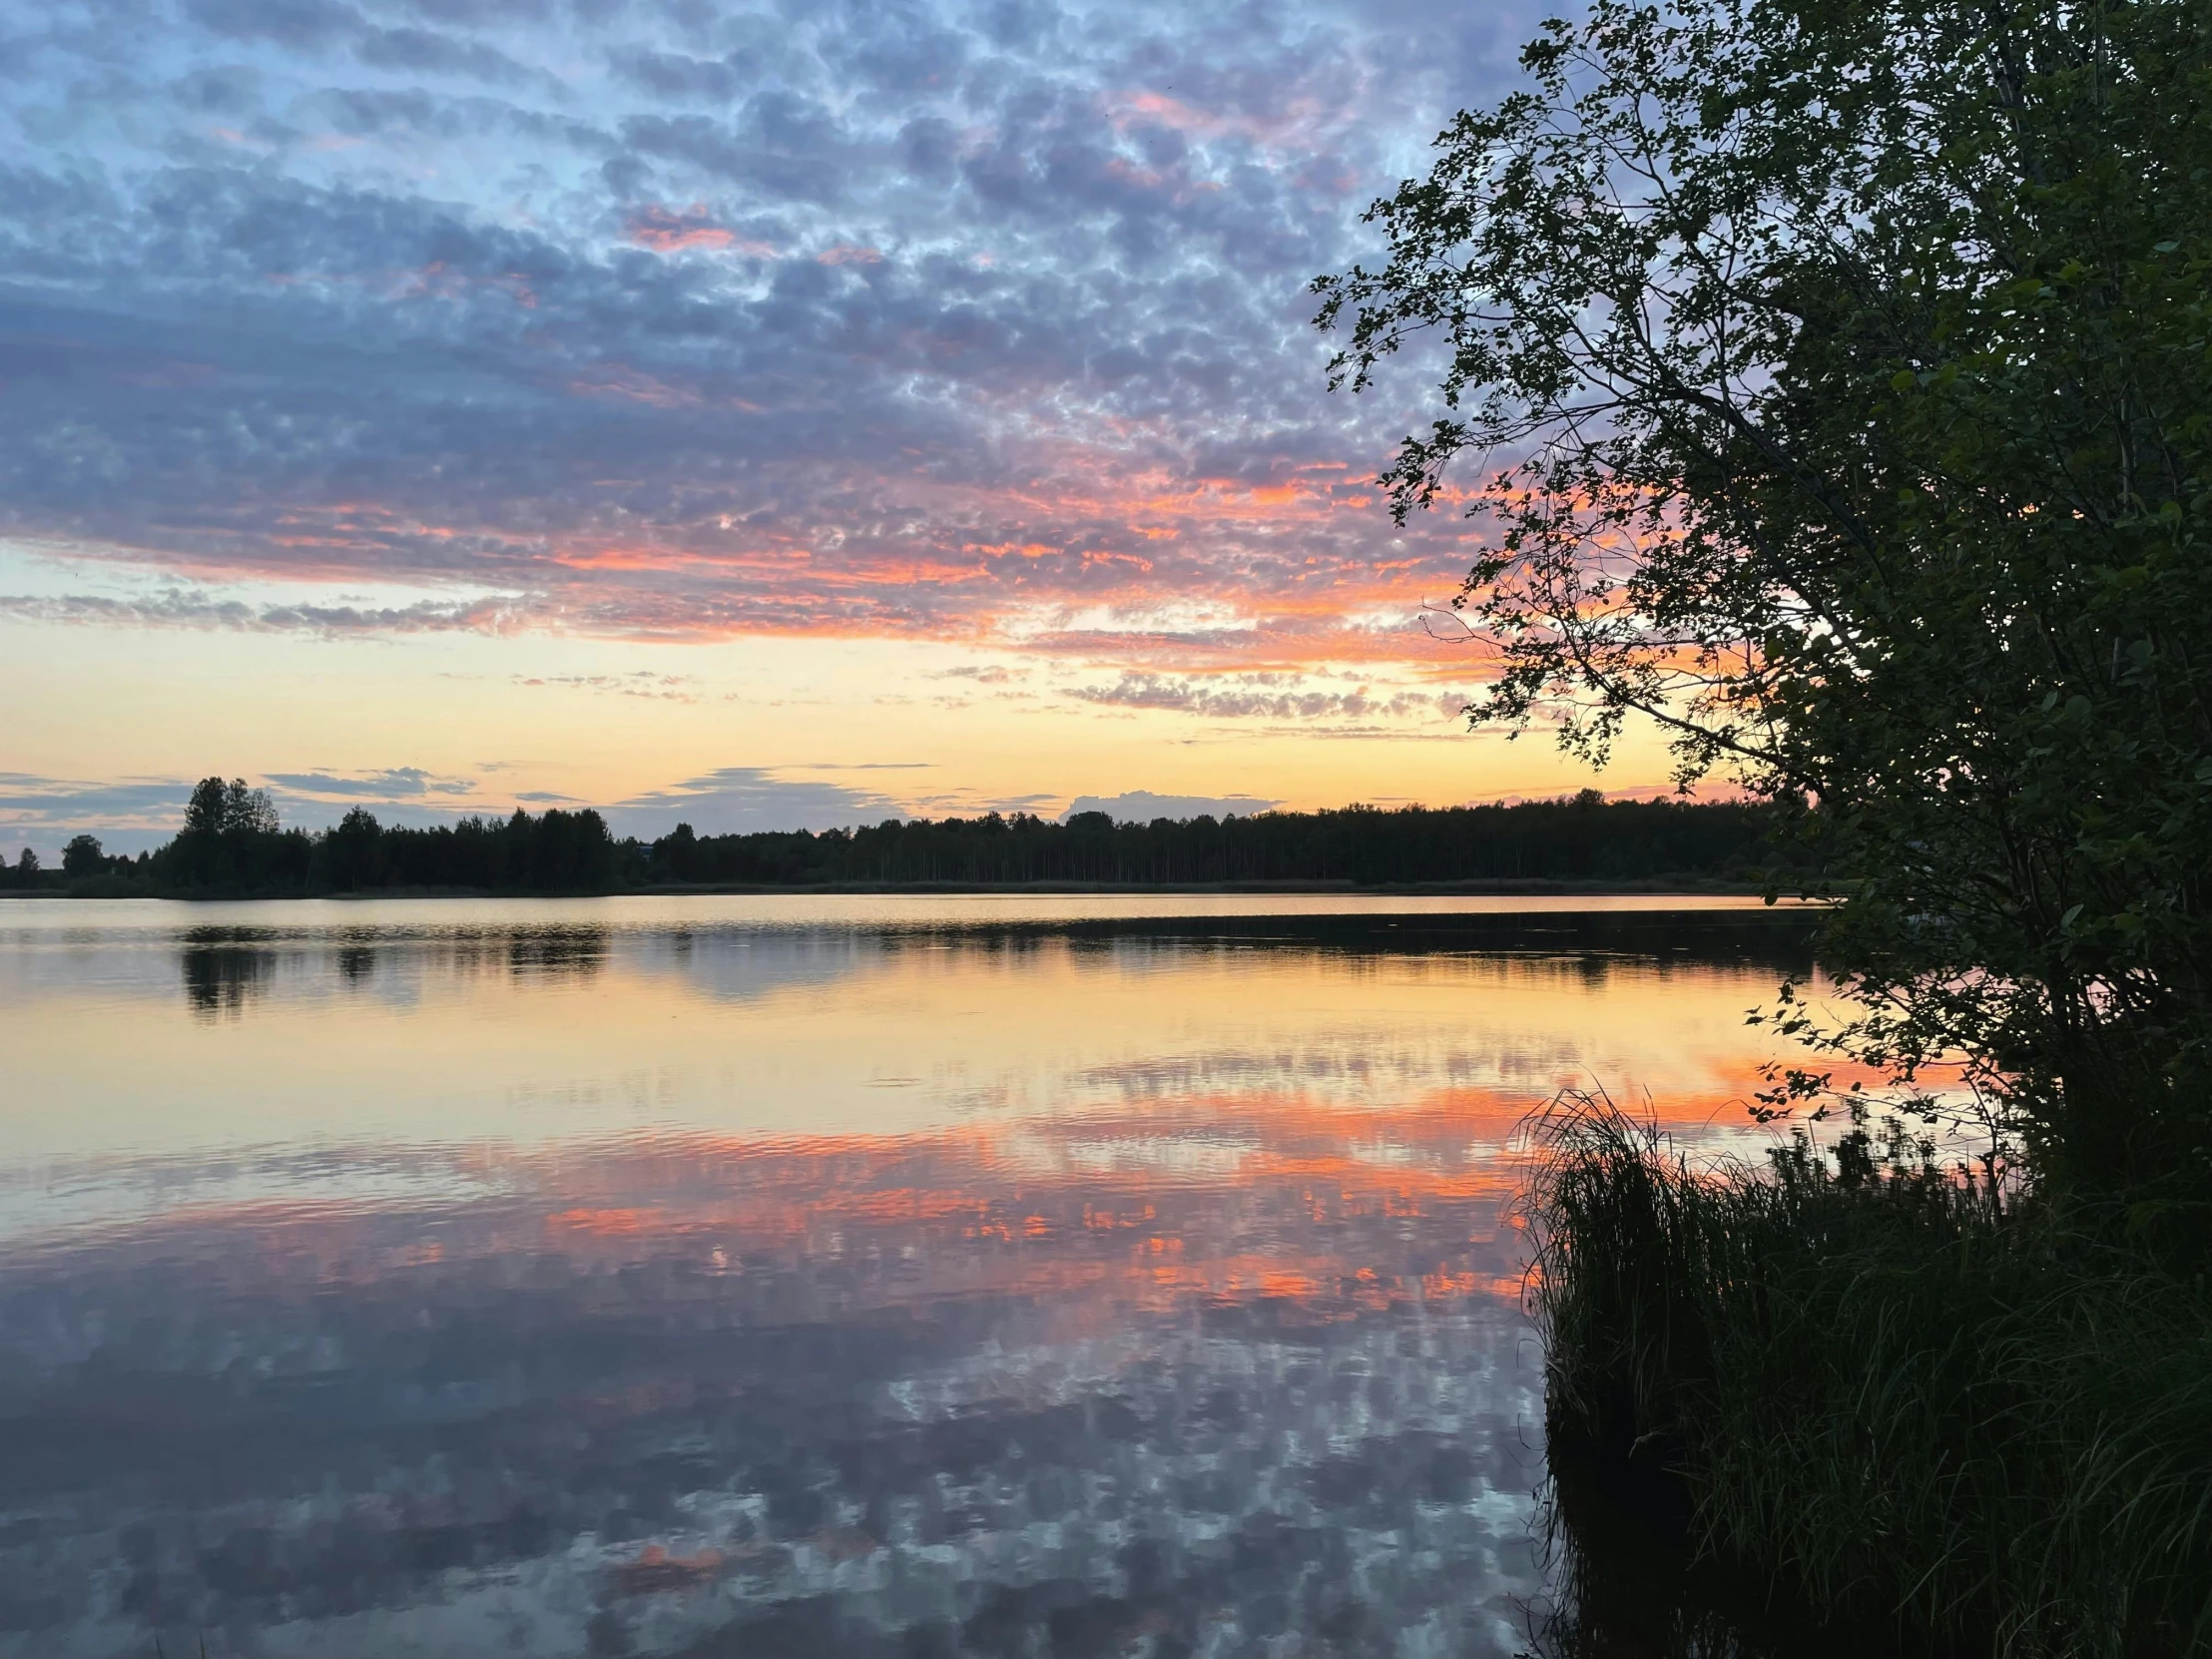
[608,766,915,837]
[1068,673,1467,724]
[0,588,532,637]
[1061,790,1282,824]
[0,765,517,856]
[513,671,700,701]
[265,767,477,798]
[0,761,1330,861]
[0,773,204,857]
[620,204,777,258]
[0,0,1542,672]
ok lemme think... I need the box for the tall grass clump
[1529,1094,2212,1658]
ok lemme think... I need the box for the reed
[1528,1095,2212,1657]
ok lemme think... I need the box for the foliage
[182,777,278,838]
[1528,1096,2212,1656]
[0,847,59,892]
[61,834,108,877]
[34,792,1787,897]
[123,793,625,895]
[29,792,1791,897]
[647,795,1786,888]
[1316,0,2212,1195]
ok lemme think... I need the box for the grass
[1526,1095,2212,1658]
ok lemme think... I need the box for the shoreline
[0,875,1804,902]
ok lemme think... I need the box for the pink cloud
[623,205,777,258]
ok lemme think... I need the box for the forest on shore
[0,778,1793,897]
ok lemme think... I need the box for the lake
[0,895,1820,1659]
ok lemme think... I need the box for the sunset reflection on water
[0,898,1820,1659]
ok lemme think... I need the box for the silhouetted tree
[321,808,385,890]
[182,778,223,837]
[61,834,106,876]
[650,822,700,881]
[163,777,303,890]
[184,777,276,836]
[1316,0,2212,1193]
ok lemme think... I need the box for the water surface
[0,896,1818,1658]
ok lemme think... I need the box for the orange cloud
[623,205,777,257]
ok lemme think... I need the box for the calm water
[0,896,1818,1659]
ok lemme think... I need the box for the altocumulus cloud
[0,764,929,853]
[265,767,479,800]
[0,763,1308,854]
[1070,671,1467,724]
[1061,791,1282,824]
[0,776,198,855]
[0,0,1539,667]
[609,767,919,837]
[0,764,527,858]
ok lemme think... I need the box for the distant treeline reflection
[26,777,1799,897]
[179,923,615,1017]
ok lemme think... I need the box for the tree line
[2,778,1791,896]
[7,778,626,895]
[645,791,1782,887]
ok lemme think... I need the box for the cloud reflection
[0,1112,1546,1657]
[0,903,1833,1656]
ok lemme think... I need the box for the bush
[1529,1096,2212,1657]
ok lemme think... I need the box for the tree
[14,847,36,875]
[182,778,228,837]
[225,779,278,836]
[322,808,384,890]
[169,776,291,888]
[651,822,699,882]
[61,834,105,876]
[184,777,278,838]
[1316,0,2212,1195]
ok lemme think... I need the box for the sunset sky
[0,0,1672,853]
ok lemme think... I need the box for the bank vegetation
[1318,0,2212,1647]
[3,782,1794,897]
